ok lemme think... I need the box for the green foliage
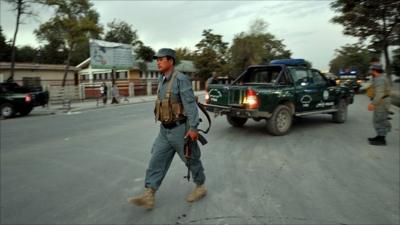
[0,26,12,61]
[193,29,229,79]
[132,41,155,72]
[230,18,291,77]
[175,47,196,61]
[15,45,38,62]
[134,45,155,62]
[329,44,372,77]
[104,19,138,45]
[330,0,400,70]
[35,0,102,64]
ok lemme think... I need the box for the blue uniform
[144,70,206,190]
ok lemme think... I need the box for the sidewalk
[33,91,206,115]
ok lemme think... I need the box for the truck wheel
[227,115,247,127]
[0,103,16,119]
[266,105,293,136]
[19,106,33,116]
[332,99,347,123]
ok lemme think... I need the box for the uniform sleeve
[372,78,385,106]
[177,74,199,131]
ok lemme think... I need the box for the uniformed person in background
[127,48,206,209]
[367,64,391,145]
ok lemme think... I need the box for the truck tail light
[243,89,258,109]
[205,92,209,104]
[25,94,32,103]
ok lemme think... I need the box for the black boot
[368,136,380,141]
[369,136,386,146]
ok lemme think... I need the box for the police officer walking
[367,64,391,145]
[127,48,207,209]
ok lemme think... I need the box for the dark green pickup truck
[0,82,49,119]
[204,59,355,135]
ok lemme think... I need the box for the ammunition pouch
[366,86,374,99]
[154,71,186,123]
[155,98,185,123]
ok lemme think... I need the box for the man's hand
[185,129,198,141]
[368,103,375,111]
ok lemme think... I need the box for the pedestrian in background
[367,64,391,145]
[127,48,207,210]
[100,82,108,105]
[111,84,119,104]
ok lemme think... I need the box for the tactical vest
[154,71,186,123]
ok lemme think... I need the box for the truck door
[291,68,320,112]
[311,70,336,109]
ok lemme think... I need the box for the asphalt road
[1,94,399,224]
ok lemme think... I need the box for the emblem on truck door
[209,89,222,102]
[300,95,312,107]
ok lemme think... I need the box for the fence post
[147,80,152,96]
[129,82,135,97]
[79,84,85,101]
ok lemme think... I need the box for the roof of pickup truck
[270,59,308,67]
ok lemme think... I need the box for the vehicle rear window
[239,67,282,84]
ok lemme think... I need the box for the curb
[37,92,205,114]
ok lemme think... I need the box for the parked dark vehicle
[0,82,49,118]
[204,59,355,135]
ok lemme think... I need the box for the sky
[0,0,359,70]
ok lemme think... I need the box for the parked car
[0,82,49,118]
[204,59,355,135]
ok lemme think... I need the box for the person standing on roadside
[100,82,108,105]
[367,64,391,145]
[127,48,207,210]
[111,84,119,104]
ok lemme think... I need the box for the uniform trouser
[144,123,205,191]
[373,105,391,136]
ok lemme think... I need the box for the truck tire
[19,106,33,116]
[266,105,293,136]
[0,103,16,119]
[332,99,347,123]
[227,115,247,127]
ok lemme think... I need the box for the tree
[104,19,138,45]
[391,48,400,78]
[0,26,12,61]
[175,47,196,61]
[5,0,36,82]
[329,44,372,77]
[330,0,400,78]
[230,18,291,77]
[35,0,102,86]
[194,29,229,79]
[16,45,38,62]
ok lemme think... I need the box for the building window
[81,75,86,80]
[93,74,97,80]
